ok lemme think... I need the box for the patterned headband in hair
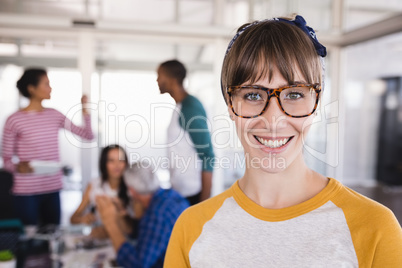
[225,15,327,58]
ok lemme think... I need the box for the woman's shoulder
[177,187,234,226]
[335,181,388,208]
[9,108,62,118]
[332,179,398,227]
[332,180,402,262]
[89,177,103,189]
[4,110,31,127]
[87,177,106,203]
[5,110,25,121]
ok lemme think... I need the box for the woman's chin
[259,166,287,174]
[244,151,288,172]
[108,174,122,181]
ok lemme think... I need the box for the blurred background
[0,0,402,225]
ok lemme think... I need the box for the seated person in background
[70,145,131,238]
[96,160,189,268]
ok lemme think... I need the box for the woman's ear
[27,84,35,97]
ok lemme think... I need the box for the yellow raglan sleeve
[333,185,402,267]
[370,208,402,267]
[164,187,233,268]
[164,209,192,268]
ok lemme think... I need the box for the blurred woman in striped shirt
[1,68,94,226]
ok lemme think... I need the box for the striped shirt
[2,108,94,195]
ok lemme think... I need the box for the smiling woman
[164,14,402,267]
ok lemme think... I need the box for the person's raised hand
[17,161,33,174]
[81,95,89,115]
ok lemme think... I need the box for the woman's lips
[254,135,294,153]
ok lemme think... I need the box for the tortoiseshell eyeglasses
[227,83,321,118]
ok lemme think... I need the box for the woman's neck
[23,99,44,111]
[108,176,121,190]
[238,153,328,209]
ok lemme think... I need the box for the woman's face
[29,74,52,100]
[106,148,127,180]
[229,68,316,173]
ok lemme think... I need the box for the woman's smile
[254,135,293,148]
[252,134,295,154]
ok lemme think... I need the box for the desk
[60,245,116,268]
[22,225,119,268]
[59,226,118,267]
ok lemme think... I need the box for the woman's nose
[258,97,287,130]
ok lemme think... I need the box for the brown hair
[221,19,323,103]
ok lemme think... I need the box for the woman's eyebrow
[247,80,308,88]
[293,80,308,85]
[276,81,308,87]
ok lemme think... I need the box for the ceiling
[0,0,401,71]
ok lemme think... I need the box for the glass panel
[303,53,332,177]
[45,69,83,183]
[342,32,402,185]
[98,70,173,162]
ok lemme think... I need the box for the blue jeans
[13,192,61,226]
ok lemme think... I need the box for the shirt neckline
[18,108,49,114]
[231,177,342,222]
[178,94,192,105]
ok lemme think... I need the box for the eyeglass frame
[226,83,322,118]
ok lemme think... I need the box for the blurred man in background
[157,59,215,205]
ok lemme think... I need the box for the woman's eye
[285,91,304,100]
[244,92,262,101]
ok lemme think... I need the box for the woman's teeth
[256,136,290,148]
